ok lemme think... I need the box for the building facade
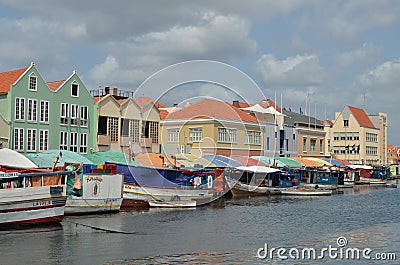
[0,63,95,154]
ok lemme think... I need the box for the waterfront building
[94,89,160,154]
[236,99,297,158]
[281,109,325,158]
[0,63,95,154]
[387,144,400,165]
[160,98,263,157]
[369,112,388,165]
[327,106,381,165]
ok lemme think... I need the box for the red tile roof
[94,96,104,104]
[46,80,65,91]
[164,98,260,123]
[348,106,375,129]
[259,99,281,110]
[326,119,334,126]
[0,67,28,93]
[134,96,166,108]
[232,100,251,108]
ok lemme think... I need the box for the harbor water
[0,186,398,264]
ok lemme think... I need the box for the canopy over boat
[304,157,333,167]
[133,152,172,168]
[290,157,321,167]
[202,154,242,168]
[229,155,267,167]
[25,150,92,168]
[273,157,303,167]
[347,165,373,170]
[173,153,216,168]
[252,156,286,167]
[83,150,140,166]
[236,165,281,174]
[0,148,38,168]
[320,158,346,167]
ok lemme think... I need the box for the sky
[0,1,399,144]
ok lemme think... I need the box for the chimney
[105,86,110,95]
[232,100,240,108]
[112,87,118,96]
[173,103,178,107]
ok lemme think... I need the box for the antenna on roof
[362,88,366,109]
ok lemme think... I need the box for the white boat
[148,199,197,208]
[281,187,333,196]
[65,172,123,215]
[225,177,282,196]
[0,170,68,227]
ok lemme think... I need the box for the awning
[236,165,281,174]
[0,148,38,168]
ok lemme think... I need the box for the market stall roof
[236,165,281,174]
[83,150,140,166]
[320,158,345,167]
[0,148,38,168]
[25,150,93,168]
[173,154,216,168]
[304,157,333,167]
[134,153,175,168]
[273,157,303,167]
[202,154,242,168]
[251,156,285,167]
[229,155,267,167]
[334,158,352,166]
[290,157,321,167]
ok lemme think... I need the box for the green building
[0,62,95,154]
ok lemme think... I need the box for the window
[71,82,79,97]
[228,129,237,143]
[40,100,49,123]
[218,128,227,142]
[27,129,36,152]
[108,117,119,142]
[266,137,270,150]
[245,131,253,144]
[293,133,296,140]
[189,127,202,142]
[254,131,261,145]
[27,99,37,122]
[98,116,107,135]
[320,139,323,153]
[80,106,88,126]
[60,131,68,150]
[310,139,316,152]
[70,132,78,152]
[344,120,349,127]
[39,130,49,151]
[80,133,87,153]
[15,97,25,120]
[29,73,37,91]
[333,132,340,141]
[286,139,289,151]
[60,103,69,125]
[14,128,24,151]
[168,128,179,142]
[303,138,307,152]
[149,121,159,143]
[130,119,140,143]
[70,104,78,125]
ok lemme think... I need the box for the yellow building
[328,106,381,165]
[160,99,263,157]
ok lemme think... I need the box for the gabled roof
[164,98,259,123]
[134,96,166,108]
[348,106,375,129]
[0,67,28,93]
[46,80,65,91]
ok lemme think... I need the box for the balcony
[97,134,110,146]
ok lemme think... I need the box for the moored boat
[280,187,333,196]
[148,199,197,208]
[0,170,70,227]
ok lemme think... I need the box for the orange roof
[232,100,251,108]
[259,99,281,110]
[348,106,375,129]
[326,119,334,126]
[134,96,166,108]
[46,80,65,91]
[94,96,104,104]
[0,67,28,93]
[165,98,260,123]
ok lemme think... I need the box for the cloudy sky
[0,1,399,143]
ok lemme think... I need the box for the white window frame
[70,104,78,126]
[39,129,49,151]
[60,131,68,150]
[218,128,227,142]
[14,128,24,151]
[189,127,202,142]
[27,99,38,122]
[80,133,88,153]
[254,131,261,145]
[71,82,79,97]
[108,117,119,143]
[70,132,78,152]
[80,105,88,127]
[15,97,25,121]
[60,103,69,125]
[27,128,37,152]
[167,128,179,142]
[29,73,37,91]
[228,129,237,144]
[40,100,49,123]
[245,131,253,144]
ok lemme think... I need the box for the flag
[300,107,303,115]
[357,144,360,152]
[352,144,356,151]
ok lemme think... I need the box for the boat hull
[122,183,215,207]
[0,186,66,226]
[281,188,332,196]
[148,200,196,208]
[226,178,282,197]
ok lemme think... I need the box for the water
[0,186,398,264]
